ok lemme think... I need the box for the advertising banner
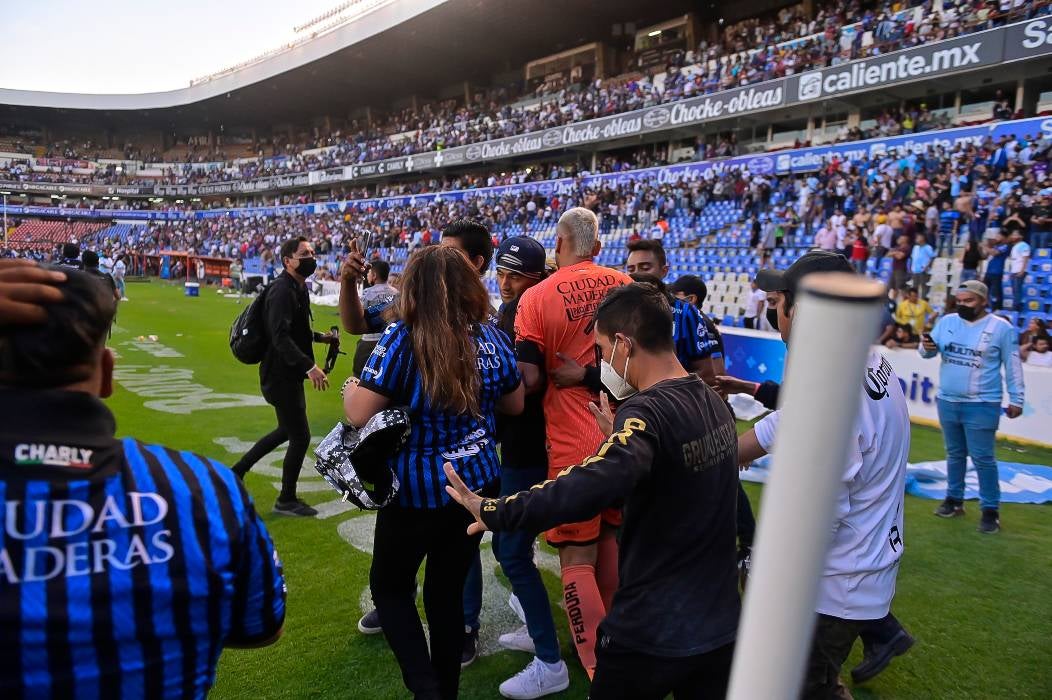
[786,29,1005,104]
[721,327,1052,446]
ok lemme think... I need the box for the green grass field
[105,281,1052,699]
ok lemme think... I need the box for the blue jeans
[960,269,978,283]
[937,399,1001,510]
[1031,229,1051,251]
[938,231,955,257]
[492,466,562,663]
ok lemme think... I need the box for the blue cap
[495,236,546,278]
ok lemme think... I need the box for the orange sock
[561,564,606,677]
[595,532,620,612]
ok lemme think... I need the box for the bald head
[556,207,601,265]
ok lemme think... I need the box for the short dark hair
[625,238,667,269]
[370,259,391,282]
[280,236,308,261]
[668,275,708,306]
[0,267,116,388]
[81,250,100,268]
[595,283,674,353]
[441,220,494,270]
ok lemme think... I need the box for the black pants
[233,380,309,501]
[801,614,864,700]
[590,631,734,700]
[743,317,757,329]
[859,612,904,649]
[370,498,485,700]
[736,481,756,549]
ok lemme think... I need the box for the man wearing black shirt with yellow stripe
[446,283,739,700]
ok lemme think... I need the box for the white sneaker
[499,657,569,699]
[498,624,536,654]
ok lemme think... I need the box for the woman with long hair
[344,245,524,700]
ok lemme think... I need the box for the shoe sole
[357,622,383,635]
[461,654,477,669]
[978,525,1000,534]
[272,508,317,517]
[498,639,537,654]
[934,510,965,518]
[851,633,916,684]
[499,676,571,699]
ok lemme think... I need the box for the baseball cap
[495,236,546,279]
[755,250,853,295]
[956,280,988,299]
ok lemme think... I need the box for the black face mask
[296,257,318,277]
[957,305,978,321]
[766,307,780,331]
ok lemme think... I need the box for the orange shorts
[544,464,623,547]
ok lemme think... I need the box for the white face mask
[600,338,638,401]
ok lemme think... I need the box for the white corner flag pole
[727,272,886,700]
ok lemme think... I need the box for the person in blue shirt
[0,265,284,699]
[344,245,524,699]
[920,280,1025,534]
[981,232,1010,310]
[908,232,936,299]
[937,200,962,257]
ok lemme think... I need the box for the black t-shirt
[496,298,548,470]
[482,375,740,656]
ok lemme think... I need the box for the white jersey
[754,351,910,620]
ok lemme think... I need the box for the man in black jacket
[233,236,335,516]
[447,283,740,700]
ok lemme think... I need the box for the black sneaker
[851,629,915,684]
[736,546,752,592]
[978,509,1000,534]
[357,609,382,635]
[461,626,479,668]
[273,498,318,517]
[934,498,965,518]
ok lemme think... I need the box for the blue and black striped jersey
[671,298,717,370]
[359,321,522,509]
[0,390,285,700]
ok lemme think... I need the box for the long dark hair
[399,246,490,415]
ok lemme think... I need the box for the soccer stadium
[1,0,1051,698]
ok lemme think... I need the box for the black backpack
[230,285,271,364]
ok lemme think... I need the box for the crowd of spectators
[22,122,1038,298]
[2,0,1048,192]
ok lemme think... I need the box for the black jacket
[260,272,316,392]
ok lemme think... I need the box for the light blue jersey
[920,313,1024,407]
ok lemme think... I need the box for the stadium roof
[0,0,699,126]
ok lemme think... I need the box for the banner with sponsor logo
[721,327,1052,447]
[1003,16,1052,61]
[774,115,1052,173]
[786,29,1005,104]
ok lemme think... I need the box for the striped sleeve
[226,477,286,645]
[488,324,522,394]
[359,322,410,398]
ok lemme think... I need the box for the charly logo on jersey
[541,129,563,148]
[643,107,672,129]
[14,443,93,468]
